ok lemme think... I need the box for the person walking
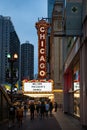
[45,101,50,118]
[40,101,45,119]
[36,101,40,117]
[24,104,27,117]
[8,105,16,128]
[54,102,58,112]
[29,101,35,120]
[16,105,24,127]
[49,101,53,116]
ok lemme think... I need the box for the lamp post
[7,53,18,102]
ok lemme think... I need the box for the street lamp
[7,53,18,102]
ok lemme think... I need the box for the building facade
[46,0,55,79]
[21,42,34,80]
[63,0,87,127]
[80,0,87,126]
[0,15,20,85]
[49,0,87,127]
[48,0,55,22]
[49,0,65,105]
[10,26,20,82]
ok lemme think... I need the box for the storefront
[73,62,80,117]
[63,38,80,117]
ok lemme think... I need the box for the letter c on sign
[40,27,45,32]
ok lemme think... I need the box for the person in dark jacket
[40,101,45,119]
[49,101,53,116]
[29,102,35,120]
[8,105,16,127]
[54,102,58,112]
[36,102,40,117]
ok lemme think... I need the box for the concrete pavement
[0,109,87,130]
[53,108,87,130]
[0,110,61,130]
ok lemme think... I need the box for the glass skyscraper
[48,0,55,23]
[0,15,20,84]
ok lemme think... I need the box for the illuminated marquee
[23,79,53,93]
[35,20,50,79]
[24,82,52,92]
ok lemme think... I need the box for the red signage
[36,19,50,79]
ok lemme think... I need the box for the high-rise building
[0,15,20,84]
[48,0,55,23]
[46,0,55,79]
[21,42,34,80]
[10,27,20,81]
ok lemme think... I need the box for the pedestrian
[24,104,27,117]
[40,101,45,119]
[16,105,24,127]
[49,101,53,116]
[45,101,50,118]
[8,105,16,128]
[54,102,58,112]
[36,101,40,117]
[29,101,35,120]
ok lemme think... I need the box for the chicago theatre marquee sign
[36,19,50,79]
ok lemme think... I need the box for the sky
[0,0,47,75]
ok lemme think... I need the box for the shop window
[73,62,80,117]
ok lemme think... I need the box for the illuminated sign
[24,82,52,92]
[74,82,80,91]
[35,19,50,79]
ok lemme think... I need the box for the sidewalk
[0,110,61,130]
[0,109,87,130]
[53,109,87,130]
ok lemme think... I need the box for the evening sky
[0,0,47,75]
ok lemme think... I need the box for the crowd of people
[8,100,58,128]
[29,100,58,120]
